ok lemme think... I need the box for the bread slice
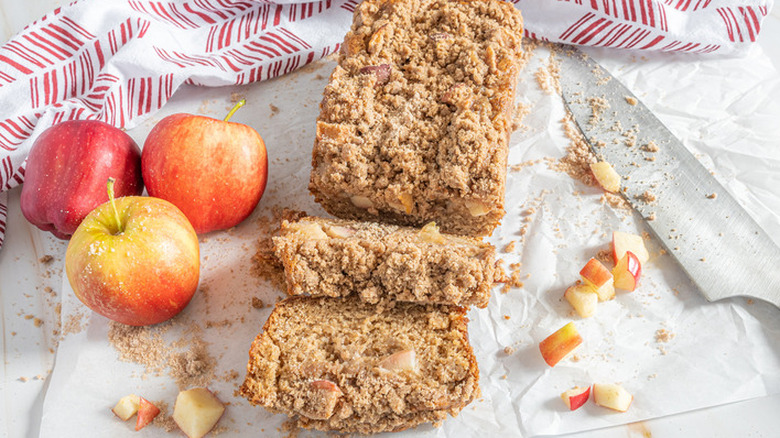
[239,296,480,434]
[309,0,524,237]
[273,216,496,308]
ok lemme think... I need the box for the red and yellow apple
[142,99,268,234]
[592,383,633,412]
[579,258,615,301]
[561,386,590,411]
[65,179,199,326]
[539,322,583,367]
[613,251,642,291]
[590,161,621,193]
[612,231,649,264]
[21,120,143,239]
[564,284,598,318]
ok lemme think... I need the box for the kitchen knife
[557,46,780,308]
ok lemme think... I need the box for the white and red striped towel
[0,0,773,249]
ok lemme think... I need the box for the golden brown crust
[273,216,495,308]
[309,0,524,237]
[239,296,480,434]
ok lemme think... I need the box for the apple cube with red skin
[539,322,583,367]
[564,284,598,318]
[613,251,642,291]
[590,161,621,193]
[612,231,649,264]
[561,386,591,411]
[112,394,141,421]
[579,258,615,302]
[593,383,633,412]
[173,388,225,438]
[135,397,160,431]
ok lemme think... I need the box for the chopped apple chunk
[593,383,633,412]
[564,284,598,318]
[612,231,649,264]
[289,221,328,240]
[613,251,642,291]
[464,200,490,217]
[135,397,160,431]
[350,195,374,209]
[112,394,141,421]
[579,258,615,301]
[539,322,583,367]
[561,386,591,411]
[173,388,226,438]
[590,161,621,193]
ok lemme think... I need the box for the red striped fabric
[0,0,772,250]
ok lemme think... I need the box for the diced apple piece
[579,258,615,301]
[135,397,160,431]
[590,161,621,193]
[464,200,489,217]
[561,386,591,411]
[350,195,374,209]
[539,322,583,367]
[289,221,328,240]
[612,231,649,264]
[564,284,598,318]
[324,225,354,238]
[419,222,446,244]
[112,394,141,421]
[300,380,343,420]
[397,192,413,214]
[612,251,642,291]
[593,383,633,412]
[379,349,417,372]
[173,388,226,438]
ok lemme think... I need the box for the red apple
[579,258,615,301]
[142,99,268,234]
[539,322,583,367]
[20,120,143,239]
[561,386,590,411]
[135,397,160,431]
[65,179,199,326]
[613,251,642,291]
[612,231,649,264]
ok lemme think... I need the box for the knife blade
[557,46,780,308]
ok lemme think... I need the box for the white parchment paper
[38,42,780,437]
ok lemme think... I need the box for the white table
[1,2,779,437]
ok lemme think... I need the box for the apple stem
[106,178,124,234]
[224,98,246,122]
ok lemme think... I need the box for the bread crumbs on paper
[625,96,638,106]
[550,113,598,187]
[503,241,516,253]
[642,141,659,152]
[151,401,178,432]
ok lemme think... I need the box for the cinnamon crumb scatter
[550,113,598,187]
[747,299,754,305]
[596,249,612,265]
[647,212,656,221]
[642,141,659,152]
[511,103,532,132]
[269,104,280,117]
[251,297,265,309]
[655,329,675,343]
[61,312,86,336]
[706,192,717,199]
[19,376,29,382]
[33,318,43,327]
[108,322,169,376]
[637,190,657,203]
[151,401,178,432]
[168,336,217,390]
[570,354,581,362]
[588,96,609,125]
[230,92,245,103]
[503,241,516,253]
[39,255,54,264]
[503,346,515,355]
[503,315,511,320]
[625,96,638,106]
[602,192,631,210]
[510,159,542,172]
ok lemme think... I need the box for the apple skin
[141,113,268,234]
[65,195,199,326]
[539,322,583,367]
[20,120,143,239]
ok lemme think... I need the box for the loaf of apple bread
[273,216,495,308]
[309,0,524,237]
[239,296,480,434]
